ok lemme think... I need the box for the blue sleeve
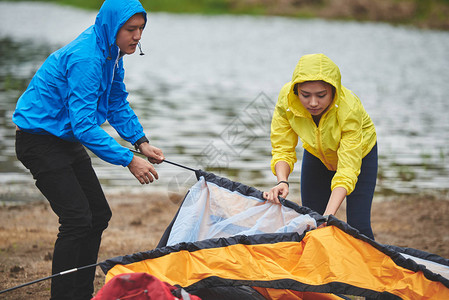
[67,59,133,167]
[107,59,146,145]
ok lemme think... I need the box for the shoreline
[2,186,449,206]
[4,0,449,31]
[1,191,448,299]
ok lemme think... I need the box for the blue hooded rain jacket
[13,0,147,167]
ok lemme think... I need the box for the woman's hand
[263,182,289,204]
[316,187,347,228]
[264,161,291,204]
[317,215,330,229]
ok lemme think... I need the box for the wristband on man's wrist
[277,180,289,187]
[134,136,149,150]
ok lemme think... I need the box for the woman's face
[297,81,334,117]
[116,13,145,55]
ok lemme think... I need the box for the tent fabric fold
[99,170,449,300]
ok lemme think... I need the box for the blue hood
[95,0,147,53]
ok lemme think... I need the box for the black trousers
[16,131,112,300]
[301,144,378,240]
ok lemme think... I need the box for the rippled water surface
[1,2,449,202]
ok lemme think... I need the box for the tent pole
[0,263,100,295]
[130,149,197,172]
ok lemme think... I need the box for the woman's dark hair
[294,81,336,100]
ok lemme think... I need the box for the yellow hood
[288,53,341,118]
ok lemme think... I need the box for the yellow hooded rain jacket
[270,53,377,195]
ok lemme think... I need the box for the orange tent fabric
[100,170,449,299]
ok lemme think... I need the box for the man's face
[116,13,145,55]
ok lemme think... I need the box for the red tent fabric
[93,272,201,300]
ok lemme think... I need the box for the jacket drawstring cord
[107,44,112,60]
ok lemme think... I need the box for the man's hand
[127,155,159,184]
[138,142,165,164]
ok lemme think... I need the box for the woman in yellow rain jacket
[264,53,377,239]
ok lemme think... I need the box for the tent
[99,170,449,299]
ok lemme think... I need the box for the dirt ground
[0,191,448,299]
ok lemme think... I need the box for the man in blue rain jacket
[12,0,164,299]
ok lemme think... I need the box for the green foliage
[60,0,103,10]
[141,0,232,14]
[0,0,233,14]
[415,0,432,18]
[0,0,103,10]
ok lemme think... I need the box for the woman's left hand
[263,182,289,204]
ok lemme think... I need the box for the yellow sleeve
[270,89,299,176]
[331,94,363,195]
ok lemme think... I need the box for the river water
[1,2,449,203]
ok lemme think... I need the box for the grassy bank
[5,0,449,30]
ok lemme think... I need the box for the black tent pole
[0,263,100,295]
[130,149,197,172]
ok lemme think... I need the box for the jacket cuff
[122,150,134,167]
[134,136,149,150]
